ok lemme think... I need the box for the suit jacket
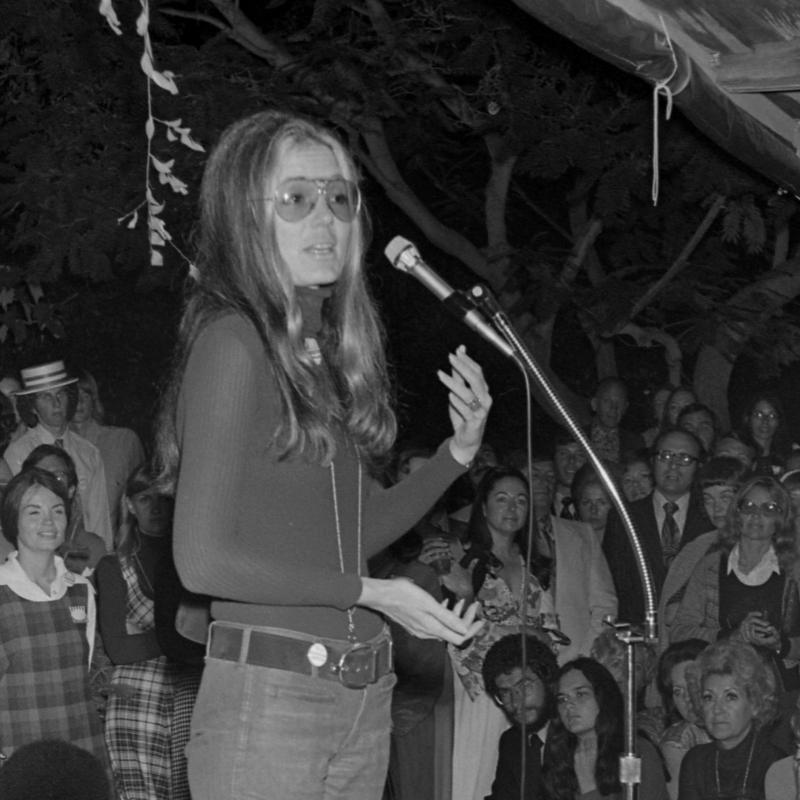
[552,517,617,664]
[602,492,713,624]
[485,726,543,800]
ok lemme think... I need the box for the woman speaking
[156,110,490,800]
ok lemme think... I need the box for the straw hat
[15,361,78,396]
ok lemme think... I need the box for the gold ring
[468,397,482,412]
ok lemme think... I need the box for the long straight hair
[544,658,625,800]
[155,111,396,488]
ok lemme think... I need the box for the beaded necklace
[714,729,756,799]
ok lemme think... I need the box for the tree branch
[620,193,726,329]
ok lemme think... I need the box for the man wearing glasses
[482,634,558,800]
[602,428,715,624]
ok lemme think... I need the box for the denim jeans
[186,641,396,800]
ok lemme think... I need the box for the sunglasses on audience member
[655,450,698,466]
[738,500,782,518]
[751,410,779,422]
[266,178,361,223]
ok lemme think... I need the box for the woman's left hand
[437,345,492,466]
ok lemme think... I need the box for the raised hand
[437,345,492,466]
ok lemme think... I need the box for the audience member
[544,657,668,800]
[482,634,559,800]
[642,384,674,448]
[0,374,26,445]
[658,456,749,648]
[70,368,145,531]
[589,628,662,745]
[17,444,107,573]
[552,429,587,519]
[780,469,800,516]
[528,452,617,663]
[449,466,553,800]
[0,468,104,761]
[714,433,756,470]
[661,386,697,431]
[656,639,711,800]
[95,466,177,800]
[739,393,795,478]
[0,738,111,800]
[4,360,113,550]
[619,448,654,503]
[0,391,16,484]
[672,476,800,690]
[680,640,782,799]
[153,533,207,800]
[571,461,619,544]
[602,428,713,623]
[677,402,719,453]
[448,441,499,536]
[381,446,455,800]
[587,377,645,463]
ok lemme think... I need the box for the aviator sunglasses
[267,178,361,223]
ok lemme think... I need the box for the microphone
[384,236,514,358]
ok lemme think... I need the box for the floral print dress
[450,557,555,700]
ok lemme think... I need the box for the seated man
[482,634,558,800]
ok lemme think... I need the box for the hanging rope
[652,15,679,206]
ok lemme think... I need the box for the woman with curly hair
[544,657,667,800]
[671,476,800,690]
[679,640,782,799]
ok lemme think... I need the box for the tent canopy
[511,0,800,194]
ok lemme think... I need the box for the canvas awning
[510,0,800,194]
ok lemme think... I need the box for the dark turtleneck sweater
[679,725,783,800]
[173,289,466,641]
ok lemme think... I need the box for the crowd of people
[1,108,800,800]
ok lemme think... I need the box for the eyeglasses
[492,675,542,708]
[655,450,698,466]
[267,178,361,223]
[752,410,779,422]
[738,500,782,518]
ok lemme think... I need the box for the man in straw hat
[3,360,113,550]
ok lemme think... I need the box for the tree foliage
[2,0,800,431]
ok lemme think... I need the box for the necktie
[559,497,574,519]
[523,732,543,796]
[54,438,64,449]
[661,501,680,564]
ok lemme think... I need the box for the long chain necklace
[714,729,756,799]
[330,456,362,643]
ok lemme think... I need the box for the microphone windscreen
[384,235,415,270]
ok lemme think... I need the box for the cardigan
[671,545,800,656]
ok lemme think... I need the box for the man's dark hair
[0,739,111,800]
[482,633,558,706]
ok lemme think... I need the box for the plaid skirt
[105,655,177,800]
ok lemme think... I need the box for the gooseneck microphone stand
[468,283,658,800]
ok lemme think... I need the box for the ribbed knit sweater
[173,293,465,641]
